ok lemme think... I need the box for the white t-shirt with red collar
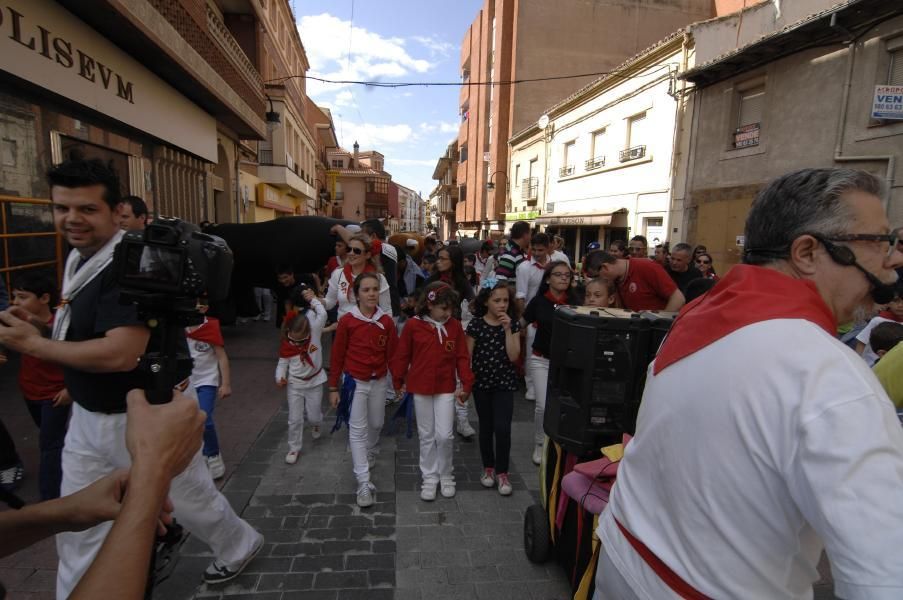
[186,317,224,388]
[515,256,549,304]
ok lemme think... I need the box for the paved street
[0,318,840,600]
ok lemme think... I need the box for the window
[738,86,765,128]
[627,112,647,148]
[587,128,606,170]
[889,46,903,85]
[560,141,575,177]
[460,144,468,162]
[514,163,520,186]
[331,159,343,168]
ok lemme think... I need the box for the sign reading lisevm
[872,85,903,120]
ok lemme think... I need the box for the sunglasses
[696,260,711,265]
[349,247,365,255]
[286,335,310,346]
[813,228,903,259]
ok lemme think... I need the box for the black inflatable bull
[204,216,354,323]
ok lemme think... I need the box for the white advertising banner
[872,85,903,120]
[0,0,218,162]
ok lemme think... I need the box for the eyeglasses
[349,247,365,255]
[696,260,711,265]
[550,271,572,279]
[816,228,902,258]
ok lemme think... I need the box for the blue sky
[295,0,483,198]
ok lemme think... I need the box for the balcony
[559,165,575,178]
[258,154,316,200]
[585,156,606,171]
[521,178,539,201]
[206,4,263,98]
[366,192,389,205]
[619,145,647,163]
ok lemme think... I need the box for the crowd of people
[2,159,903,599]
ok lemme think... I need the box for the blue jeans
[195,386,220,457]
[24,399,71,500]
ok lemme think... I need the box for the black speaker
[544,306,675,456]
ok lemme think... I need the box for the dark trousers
[0,418,20,469]
[473,389,514,475]
[25,399,71,500]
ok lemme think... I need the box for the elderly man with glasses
[594,168,903,600]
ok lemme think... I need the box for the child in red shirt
[9,272,69,499]
[329,272,397,508]
[391,282,474,502]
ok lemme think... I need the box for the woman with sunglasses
[695,252,718,281]
[323,233,391,319]
[275,286,327,465]
[521,261,578,465]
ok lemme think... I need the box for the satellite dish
[537,114,549,130]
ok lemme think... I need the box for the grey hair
[671,242,693,254]
[743,168,885,265]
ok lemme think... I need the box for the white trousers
[524,324,537,396]
[414,393,455,486]
[254,287,273,319]
[592,546,646,600]
[287,382,324,452]
[348,376,388,485]
[56,403,260,599]
[528,354,550,445]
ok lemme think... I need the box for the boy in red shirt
[7,272,69,499]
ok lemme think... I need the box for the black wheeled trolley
[523,306,674,598]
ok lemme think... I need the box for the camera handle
[139,315,194,405]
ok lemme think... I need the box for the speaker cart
[523,306,674,598]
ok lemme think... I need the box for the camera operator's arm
[71,389,204,600]
[0,309,148,373]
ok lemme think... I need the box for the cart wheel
[524,503,551,563]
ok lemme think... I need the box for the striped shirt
[495,241,525,280]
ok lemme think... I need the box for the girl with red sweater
[391,282,474,502]
[329,272,397,508]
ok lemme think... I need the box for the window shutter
[738,87,765,127]
[890,50,903,86]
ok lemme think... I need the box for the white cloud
[337,122,413,149]
[412,35,455,58]
[298,13,434,97]
[334,90,354,107]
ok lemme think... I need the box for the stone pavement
[0,318,840,599]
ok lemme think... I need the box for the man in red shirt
[598,251,685,311]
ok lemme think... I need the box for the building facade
[431,140,459,240]
[326,143,391,222]
[395,183,423,233]
[679,0,903,272]
[454,0,714,239]
[508,34,693,263]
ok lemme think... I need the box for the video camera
[113,217,233,404]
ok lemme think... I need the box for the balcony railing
[259,149,273,164]
[585,156,606,171]
[619,145,646,163]
[521,178,538,201]
[205,4,263,94]
[559,165,575,177]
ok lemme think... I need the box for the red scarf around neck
[544,289,569,306]
[342,263,376,299]
[878,310,903,322]
[654,264,836,375]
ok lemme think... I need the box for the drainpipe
[832,15,895,212]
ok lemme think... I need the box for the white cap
[345,224,362,233]
[406,238,418,248]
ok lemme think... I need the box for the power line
[265,64,677,88]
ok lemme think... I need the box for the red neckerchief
[878,310,903,322]
[186,317,224,346]
[279,309,315,365]
[544,289,569,306]
[342,263,376,299]
[654,264,836,374]
[439,272,453,285]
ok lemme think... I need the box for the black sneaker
[0,462,24,492]
[203,532,264,584]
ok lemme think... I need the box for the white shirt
[186,318,220,387]
[855,315,894,366]
[599,319,903,600]
[323,267,391,319]
[275,299,328,387]
[515,257,548,303]
[551,249,570,266]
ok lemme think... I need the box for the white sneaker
[497,473,513,496]
[456,417,476,439]
[356,482,376,508]
[420,482,437,502]
[285,451,299,465]
[311,426,321,440]
[525,386,536,401]
[440,481,456,498]
[480,468,496,488]
[206,454,225,479]
[532,445,543,466]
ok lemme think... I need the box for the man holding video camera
[0,159,262,598]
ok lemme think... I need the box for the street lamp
[486,171,508,191]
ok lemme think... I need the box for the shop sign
[503,210,540,221]
[0,1,217,161]
[733,123,760,148]
[872,86,903,120]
